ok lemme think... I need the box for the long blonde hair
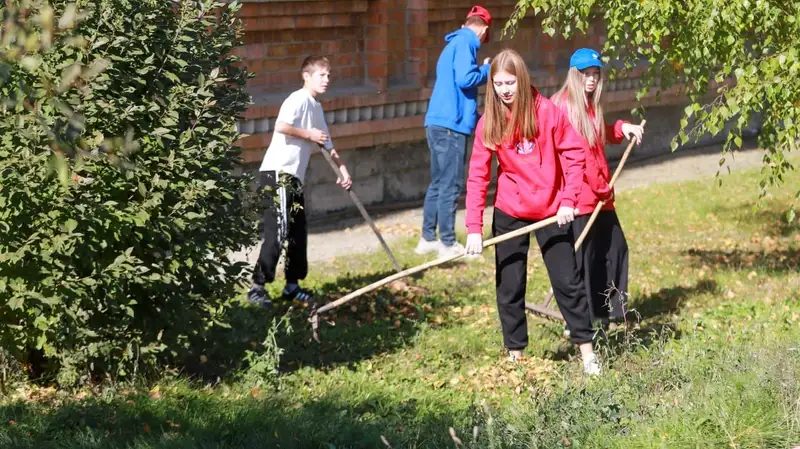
[552,66,605,147]
[483,49,537,148]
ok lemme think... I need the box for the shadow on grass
[633,279,720,318]
[709,201,800,238]
[585,280,723,359]
[683,248,800,273]
[189,268,465,381]
[0,389,470,449]
[522,280,720,362]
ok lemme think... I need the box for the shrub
[0,0,257,385]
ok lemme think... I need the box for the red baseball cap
[466,5,492,43]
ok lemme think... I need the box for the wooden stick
[318,147,402,273]
[310,216,560,340]
[525,301,564,320]
[537,120,646,311]
[314,215,559,316]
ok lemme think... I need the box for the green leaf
[65,219,78,233]
[7,296,23,310]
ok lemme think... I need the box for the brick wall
[231,0,693,217]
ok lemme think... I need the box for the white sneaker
[507,350,523,363]
[438,241,466,258]
[414,238,443,255]
[583,354,603,376]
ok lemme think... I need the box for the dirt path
[231,145,767,265]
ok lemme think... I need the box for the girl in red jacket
[464,49,601,375]
[552,48,644,329]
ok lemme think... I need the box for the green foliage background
[506,0,799,218]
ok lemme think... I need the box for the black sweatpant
[252,171,308,286]
[573,210,629,322]
[492,208,594,347]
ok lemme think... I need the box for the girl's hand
[465,233,484,255]
[621,123,644,145]
[557,206,580,227]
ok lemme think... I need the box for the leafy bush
[0,0,257,385]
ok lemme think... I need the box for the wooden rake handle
[318,146,402,273]
[539,119,646,311]
[572,119,646,250]
[313,215,559,317]
[310,215,561,340]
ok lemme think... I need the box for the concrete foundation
[244,104,762,219]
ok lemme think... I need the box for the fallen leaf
[149,385,161,400]
[143,423,151,433]
[250,387,261,399]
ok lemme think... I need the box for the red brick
[366,52,387,66]
[407,23,427,37]
[409,36,427,48]
[365,37,386,53]
[330,52,360,67]
[368,64,389,79]
[387,38,404,53]
[296,15,325,29]
[266,45,289,58]
[242,16,295,32]
[333,14,356,27]
[324,41,342,54]
[408,10,427,23]
[388,10,406,23]
[369,12,388,25]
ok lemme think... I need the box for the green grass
[1,164,800,448]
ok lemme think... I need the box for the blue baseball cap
[569,48,604,70]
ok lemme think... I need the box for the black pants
[252,171,308,286]
[493,208,593,347]
[573,210,629,322]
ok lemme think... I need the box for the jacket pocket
[496,173,520,213]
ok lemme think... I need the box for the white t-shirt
[259,88,333,184]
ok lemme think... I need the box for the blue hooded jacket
[424,28,490,135]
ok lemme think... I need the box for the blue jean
[421,126,467,246]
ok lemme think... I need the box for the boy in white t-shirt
[248,56,352,307]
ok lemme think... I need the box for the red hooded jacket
[465,89,587,235]
[553,100,628,214]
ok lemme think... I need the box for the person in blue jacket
[416,5,493,258]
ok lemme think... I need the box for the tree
[506,0,799,220]
[0,0,258,385]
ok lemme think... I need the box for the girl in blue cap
[552,48,644,330]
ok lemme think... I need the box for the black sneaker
[247,286,273,308]
[282,285,314,304]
